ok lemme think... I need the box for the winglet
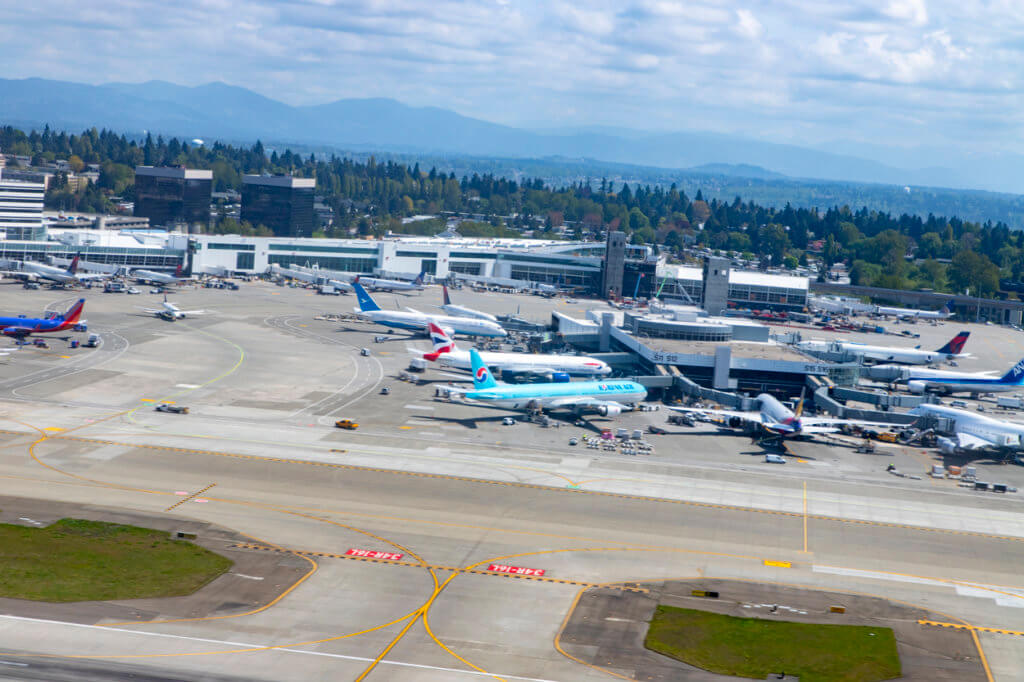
[469,348,498,389]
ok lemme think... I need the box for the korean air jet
[447,348,645,416]
[0,299,86,339]
[418,323,610,379]
[353,282,506,338]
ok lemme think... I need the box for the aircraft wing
[178,309,206,316]
[74,273,110,281]
[955,432,996,450]
[667,406,764,424]
[548,396,630,410]
[139,308,164,314]
[799,417,902,430]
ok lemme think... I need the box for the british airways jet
[0,299,86,339]
[446,349,646,416]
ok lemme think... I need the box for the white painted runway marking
[0,614,561,681]
[175,383,200,389]
[232,574,264,581]
[403,404,435,410]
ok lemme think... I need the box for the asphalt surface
[0,280,1021,680]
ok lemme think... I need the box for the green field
[645,605,901,682]
[0,518,233,602]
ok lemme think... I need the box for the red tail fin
[57,299,85,328]
[175,263,183,277]
[937,331,970,355]
[443,285,451,306]
[68,256,80,274]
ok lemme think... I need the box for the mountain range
[1,77,1022,194]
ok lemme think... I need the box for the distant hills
[5,77,1024,194]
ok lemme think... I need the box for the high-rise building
[134,166,213,228]
[0,168,46,241]
[241,175,315,238]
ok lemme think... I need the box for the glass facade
[449,261,482,275]
[268,244,374,254]
[209,242,255,251]
[0,242,183,268]
[241,184,315,238]
[134,174,211,226]
[397,250,437,258]
[267,253,376,273]
[508,265,599,288]
[236,252,255,270]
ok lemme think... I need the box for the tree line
[0,124,1019,297]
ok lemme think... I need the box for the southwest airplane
[1,256,108,286]
[0,299,86,339]
[439,286,497,322]
[448,348,645,416]
[353,282,506,337]
[908,403,1024,455]
[669,393,894,441]
[139,295,207,321]
[419,323,610,379]
[796,331,970,365]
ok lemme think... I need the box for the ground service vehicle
[155,404,189,414]
[335,419,358,430]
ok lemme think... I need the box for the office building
[0,168,46,241]
[241,175,315,238]
[134,166,213,228]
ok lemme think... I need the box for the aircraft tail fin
[68,255,80,274]
[427,322,456,354]
[175,263,183,278]
[937,331,970,355]
[999,358,1024,383]
[941,300,955,315]
[414,271,426,287]
[353,282,380,312]
[469,349,498,390]
[58,298,85,325]
[442,285,451,306]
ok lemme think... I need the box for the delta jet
[1,256,109,286]
[876,300,955,320]
[418,323,609,379]
[0,299,86,339]
[443,348,645,416]
[355,271,425,293]
[668,393,895,442]
[139,295,207,321]
[908,403,1024,456]
[353,283,506,338]
[439,286,497,322]
[797,331,970,365]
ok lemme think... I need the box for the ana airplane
[908,403,1024,456]
[446,348,645,416]
[889,357,1024,395]
[418,323,610,379]
[0,299,86,339]
[353,282,506,338]
[355,271,425,293]
[1,256,109,286]
[797,331,971,365]
[139,295,206,321]
[130,266,191,285]
[439,286,497,322]
[668,393,894,442]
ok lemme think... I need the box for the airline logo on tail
[352,282,381,312]
[423,322,456,361]
[941,331,970,355]
[475,366,490,383]
[56,299,85,329]
[442,285,451,306]
[1003,357,1024,382]
[414,271,425,286]
[68,256,80,274]
[469,348,499,389]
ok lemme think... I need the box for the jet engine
[728,416,745,428]
[937,436,958,455]
[908,380,928,394]
[598,404,622,417]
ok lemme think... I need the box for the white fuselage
[360,308,506,338]
[18,261,76,284]
[798,340,958,365]
[270,264,353,291]
[910,404,1024,448]
[464,380,647,411]
[440,304,498,322]
[875,305,951,320]
[359,277,421,292]
[436,350,610,377]
[133,269,187,285]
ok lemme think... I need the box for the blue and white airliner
[353,283,506,338]
[902,357,1024,396]
[448,349,646,416]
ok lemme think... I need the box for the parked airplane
[876,300,955,320]
[139,295,206,321]
[268,263,353,292]
[444,348,645,416]
[353,283,506,338]
[0,299,86,339]
[418,323,609,379]
[908,403,1024,455]
[355,271,425,293]
[439,286,497,322]
[668,393,893,442]
[1,257,108,286]
[891,357,1024,395]
[797,331,971,365]
[130,266,191,285]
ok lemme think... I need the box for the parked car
[502,417,516,426]
[155,404,189,414]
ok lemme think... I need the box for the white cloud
[884,0,929,26]
[736,9,763,39]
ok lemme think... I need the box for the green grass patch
[645,605,900,682]
[0,518,233,602]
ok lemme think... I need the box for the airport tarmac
[0,281,1023,680]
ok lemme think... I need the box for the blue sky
[2,0,1021,166]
